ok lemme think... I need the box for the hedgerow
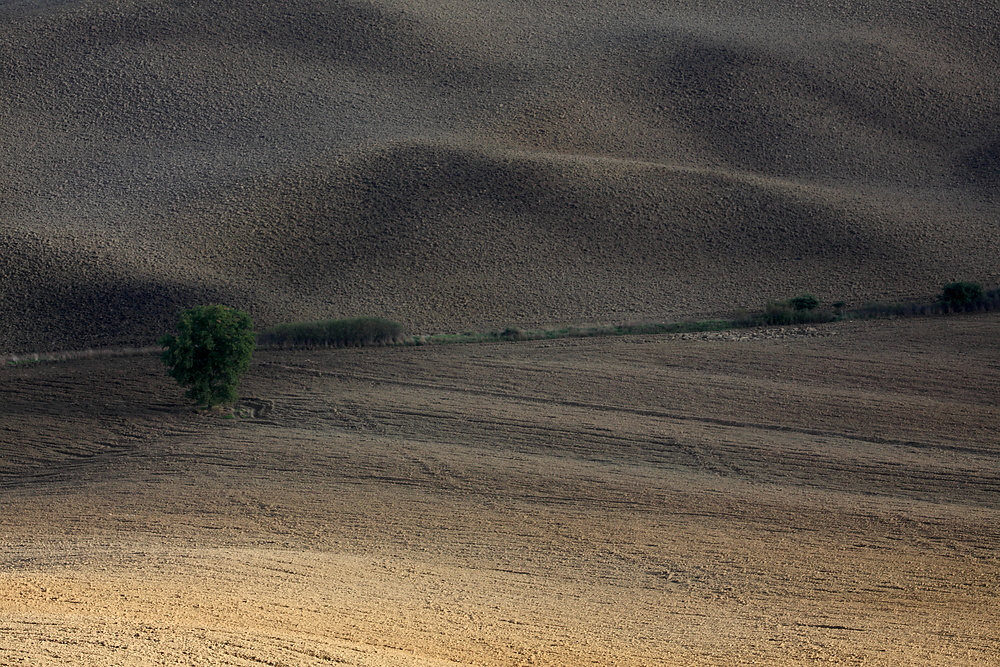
[257,316,405,348]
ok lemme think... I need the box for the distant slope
[1,0,998,351]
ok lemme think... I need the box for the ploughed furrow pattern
[1,317,998,665]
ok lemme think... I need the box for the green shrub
[733,296,839,328]
[499,326,527,341]
[762,301,797,325]
[789,293,820,311]
[940,282,984,308]
[159,305,256,408]
[258,316,405,348]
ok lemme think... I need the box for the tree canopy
[159,305,255,408]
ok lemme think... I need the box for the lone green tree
[159,305,256,408]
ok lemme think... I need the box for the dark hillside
[1,0,998,351]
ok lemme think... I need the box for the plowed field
[2,316,998,665]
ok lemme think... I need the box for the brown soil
[2,0,1000,352]
[2,315,998,665]
[2,1,998,662]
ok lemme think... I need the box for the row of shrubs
[851,282,1000,319]
[729,282,1000,328]
[245,281,999,351]
[731,293,840,328]
[154,281,997,410]
[478,282,1000,344]
[257,316,407,348]
[9,282,997,375]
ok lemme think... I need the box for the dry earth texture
[2,1,1000,665]
[1,316,999,665]
[1,0,1000,351]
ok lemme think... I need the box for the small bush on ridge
[940,281,984,308]
[789,293,820,311]
[499,326,527,341]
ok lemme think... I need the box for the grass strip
[7,288,1000,365]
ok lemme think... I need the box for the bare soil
[2,315,998,665]
[3,1,999,663]
[2,0,1000,352]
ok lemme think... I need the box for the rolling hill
[1,0,998,351]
